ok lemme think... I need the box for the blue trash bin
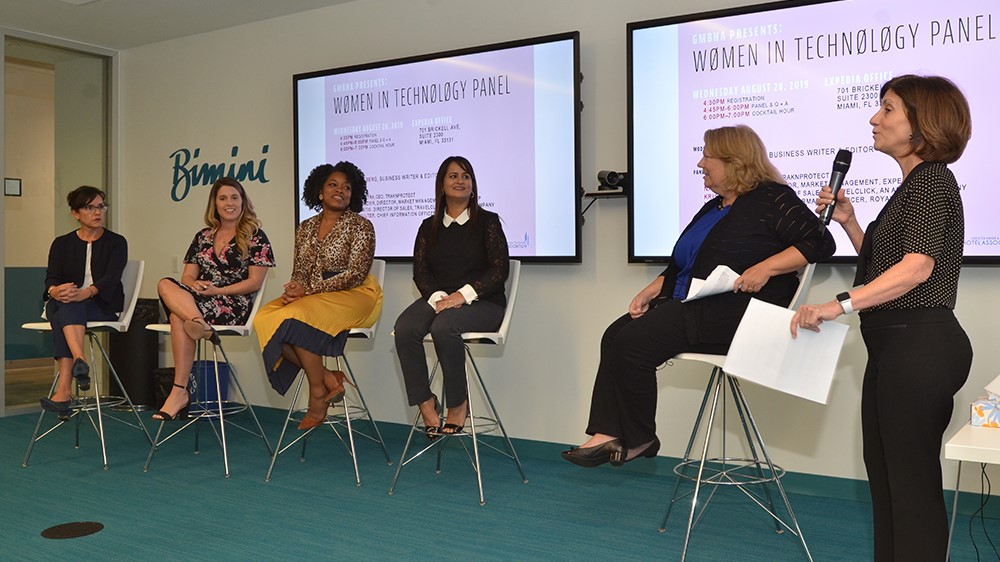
[191,360,230,406]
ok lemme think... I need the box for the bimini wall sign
[170,144,270,201]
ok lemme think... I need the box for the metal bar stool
[143,279,272,477]
[660,264,816,561]
[21,259,153,470]
[265,260,392,486]
[388,260,527,505]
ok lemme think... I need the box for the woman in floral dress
[153,177,275,420]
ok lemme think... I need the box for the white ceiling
[0,0,357,51]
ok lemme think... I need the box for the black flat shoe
[610,437,661,467]
[561,439,624,468]
[72,358,91,391]
[40,397,72,421]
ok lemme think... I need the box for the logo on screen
[509,232,531,249]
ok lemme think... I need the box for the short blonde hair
[703,125,784,196]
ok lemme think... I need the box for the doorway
[2,34,111,415]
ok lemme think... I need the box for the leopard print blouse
[291,210,375,295]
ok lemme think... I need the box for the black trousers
[860,308,972,562]
[394,298,504,409]
[585,300,728,448]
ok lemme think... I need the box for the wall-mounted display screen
[295,31,581,262]
[628,0,996,262]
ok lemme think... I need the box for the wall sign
[169,144,270,201]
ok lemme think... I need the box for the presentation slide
[295,33,580,261]
[630,0,997,262]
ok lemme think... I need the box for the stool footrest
[673,457,786,486]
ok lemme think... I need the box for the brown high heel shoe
[322,370,354,404]
[183,317,212,340]
[298,398,329,431]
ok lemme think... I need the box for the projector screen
[628,0,997,263]
[294,32,581,262]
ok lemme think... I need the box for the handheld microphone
[819,149,853,226]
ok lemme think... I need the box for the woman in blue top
[562,125,835,467]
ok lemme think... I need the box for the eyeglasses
[81,204,108,212]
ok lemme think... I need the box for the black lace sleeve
[412,219,437,299]
[470,213,509,299]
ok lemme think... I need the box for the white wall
[117,0,1000,489]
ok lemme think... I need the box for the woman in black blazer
[562,125,835,467]
[40,185,127,420]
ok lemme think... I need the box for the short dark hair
[880,75,971,164]
[66,185,106,210]
[302,161,368,212]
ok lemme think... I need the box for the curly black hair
[302,161,368,212]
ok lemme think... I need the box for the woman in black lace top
[792,75,972,561]
[394,156,509,437]
[562,125,834,468]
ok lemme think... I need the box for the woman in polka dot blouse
[792,75,972,562]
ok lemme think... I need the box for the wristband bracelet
[836,291,854,315]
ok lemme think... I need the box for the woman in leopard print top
[254,162,383,430]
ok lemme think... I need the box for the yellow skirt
[253,274,382,394]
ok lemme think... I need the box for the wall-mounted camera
[597,170,626,190]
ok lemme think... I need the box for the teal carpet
[1,407,996,561]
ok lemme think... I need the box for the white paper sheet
[683,265,740,302]
[722,298,848,404]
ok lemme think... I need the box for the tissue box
[971,398,1000,428]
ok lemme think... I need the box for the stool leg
[87,334,109,470]
[387,409,427,496]
[389,367,442,496]
[214,339,272,456]
[22,370,60,467]
[728,376,782,534]
[661,368,721,532]
[466,348,528,484]
[339,354,392,465]
[90,330,153,445]
[265,373,306,482]
[681,370,726,561]
[735,380,813,561]
[463,363,485,505]
[211,344,230,478]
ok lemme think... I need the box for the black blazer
[44,229,128,316]
[657,181,835,345]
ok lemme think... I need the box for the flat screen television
[628,0,996,263]
[294,31,581,262]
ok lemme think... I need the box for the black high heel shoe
[72,358,91,391]
[152,383,190,421]
[610,437,660,467]
[422,394,441,441]
[561,438,625,468]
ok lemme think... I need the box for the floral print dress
[180,227,275,325]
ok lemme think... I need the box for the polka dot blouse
[858,161,964,311]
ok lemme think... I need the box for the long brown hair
[430,156,481,243]
[203,177,261,259]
